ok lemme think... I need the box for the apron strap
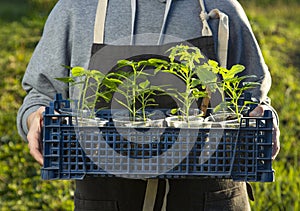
[161,179,170,211]
[199,0,229,68]
[94,0,108,44]
[130,0,137,45]
[209,9,229,68]
[199,0,213,36]
[157,0,173,45]
[130,0,173,45]
[142,179,159,211]
[142,179,170,211]
[94,0,173,45]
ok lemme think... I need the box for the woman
[17,0,280,210]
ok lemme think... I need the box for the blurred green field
[0,0,299,210]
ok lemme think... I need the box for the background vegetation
[0,0,299,210]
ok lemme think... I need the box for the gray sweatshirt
[17,0,272,141]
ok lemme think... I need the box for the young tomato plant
[112,59,164,122]
[56,66,114,118]
[151,45,215,126]
[204,60,259,121]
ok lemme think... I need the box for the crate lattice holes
[42,94,274,182]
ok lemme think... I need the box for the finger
[28,142,44,166]
[272,124,280,160]
[27,121,44,165]
[27,107,45,165]
[249,105,264,117]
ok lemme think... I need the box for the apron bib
[89,36,217,109]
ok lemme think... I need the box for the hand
[27,106,46,165]
[249,105,280,160]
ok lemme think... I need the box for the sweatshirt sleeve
[230,1,272,102]
[17,1,72,141]
[208,0,272,103]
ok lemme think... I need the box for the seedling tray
[41,94,274,182]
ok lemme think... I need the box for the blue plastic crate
[41,94,274,182]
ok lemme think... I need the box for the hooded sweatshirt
[17,0,272,141]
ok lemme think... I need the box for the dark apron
[74,0,251,210]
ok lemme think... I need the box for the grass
[0,0,299,210]
[239,1,300,210]
[0,1,75,210]
[0,0,29,22]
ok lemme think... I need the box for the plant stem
[132,65,137,121]
[91,79,101,117]
[81,75,91,118]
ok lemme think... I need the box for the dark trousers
[74,177,251,211]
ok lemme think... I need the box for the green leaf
[208,60,219,68]
[115,99,132,112]
[71,66,85,77]
[213,101,230,113]
[106,78,123,84]
[55,77,75,83]
[170,108,179,115]
[61,64,72,70]
[137,60,148,67]
[91,70,104,77]
[148,58,169,65]
[117,59,133,67]
[224,64,245,79]
[139,80,150,89]
[196,67,218,84]
[96,92,112,102]
[191,78,202,87]
[192,89,208,98]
